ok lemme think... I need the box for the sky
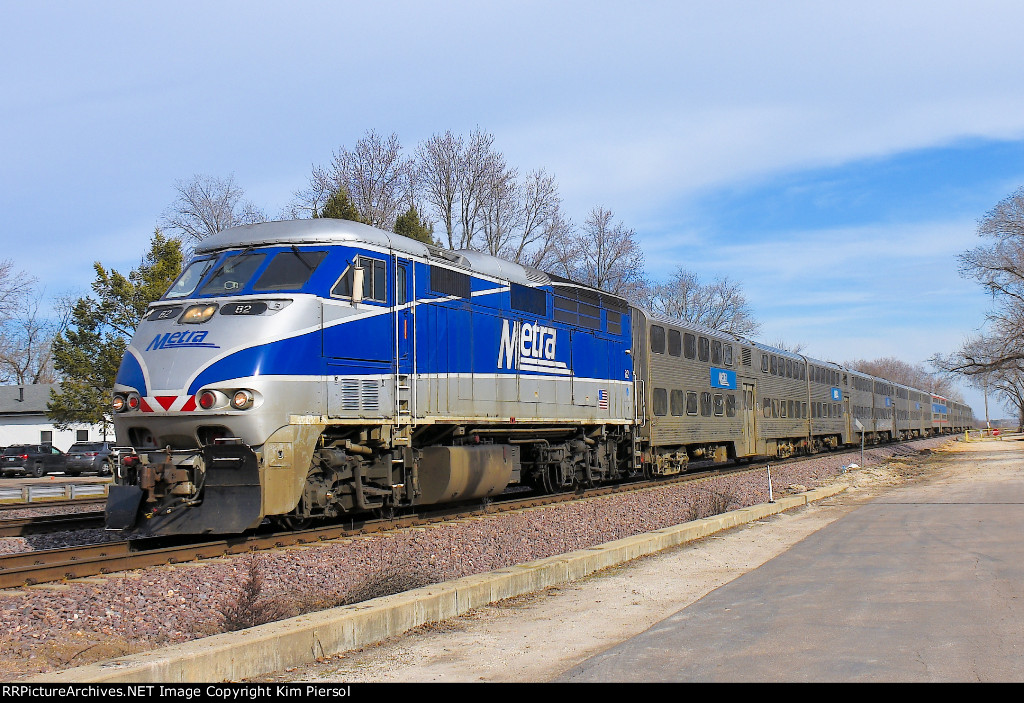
[3,1,1024,420]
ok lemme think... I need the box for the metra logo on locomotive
[145,330,220,351]
[497,319,570,374]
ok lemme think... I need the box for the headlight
[231,389,255,410]
[112,395,126,412]
[126,392,141,410]
[179,304,218,324]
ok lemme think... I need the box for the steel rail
[0,436,939,590]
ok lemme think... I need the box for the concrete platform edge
[30,484,848,683]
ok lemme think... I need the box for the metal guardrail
[0,483,109,503]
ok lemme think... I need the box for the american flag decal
[598,389,608,409]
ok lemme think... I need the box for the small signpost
[854,418,864,466]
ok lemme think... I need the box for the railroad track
[0,436,942,590]
[0,510,105,537]
[0,463,751,590]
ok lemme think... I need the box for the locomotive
[105,219,973,535]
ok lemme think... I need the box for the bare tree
[457,128,503,250]
[848,356,963,401]
[480,158,520,257]
[0,290,62,385]
[0,259,35,322]
[645,267,761,337]
[936,186,1024,378]
[550,207,645,297]
[520,206,575,272]
[414,128,565,262]
[507,169,562,264]
[984,368,1024,431]
[161,174,266,248]
[0,265,60,385]
[769,339,806,353]
[295,131,411,229]
[416,131,463,247]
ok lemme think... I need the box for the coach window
[668,329,681,357]
[712,392,729,415]
[653,388,668,416]
[684,333,696,359]
[726,394,736,417]
[686,391,698,415]
[711,340,722,365]
[713,393,724,416]
[670,389,684,416]
[698,336,710,362]
[651,325,666,354]
[724,344,733,366]
[700,392,712,416]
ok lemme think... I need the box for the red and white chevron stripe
[139,395,197,413]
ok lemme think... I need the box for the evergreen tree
[315,188,363,222]
[394,205,435,245]
[48,230,183,430]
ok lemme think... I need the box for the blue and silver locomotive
[107,218,975,536]
[107,219,637,534]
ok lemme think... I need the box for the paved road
[560,443,1024,682]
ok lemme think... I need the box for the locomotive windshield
[199,252,267,296]
[164,258,214,299]
[168,248,330,299]
[253,249,327,291]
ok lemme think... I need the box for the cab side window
[331,256,387,302]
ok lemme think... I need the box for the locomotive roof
[195,219,558,289]
[196,219,433,258]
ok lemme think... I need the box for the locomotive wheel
[273,515,312,531]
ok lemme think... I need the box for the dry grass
[687,488,739,521]
[0,632,145,680]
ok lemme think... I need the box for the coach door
[741,382,756,457]
[844,394,852,443]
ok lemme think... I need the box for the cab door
[395,258,415,419]
[396,260,414,375]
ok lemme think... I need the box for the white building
[0,384,109,451]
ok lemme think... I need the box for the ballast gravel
[0,437,953,679]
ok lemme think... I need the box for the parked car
[65,441,117,476]
[1,444,67,478]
